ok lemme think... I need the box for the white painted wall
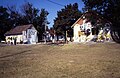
[73,24,80,42]
[25,27,38,44]
[6,35,23,44]
[6,26,38,44]
[73,19,111,43]
[73,19,92,42]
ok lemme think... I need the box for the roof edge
[71,14,85,28]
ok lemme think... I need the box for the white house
[5,24,38,44]
[71,11,111,43]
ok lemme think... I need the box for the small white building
[5,24,38,44]
[71,11,111,43]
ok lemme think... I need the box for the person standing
[14,38,16,45]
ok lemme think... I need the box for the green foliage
[21,2,49,41]
[37,9,49,33]
[7,5,23,27]
[36,9,49,41]
[54,3,82,37]
[21,2,39,24]
[0,6,10,41]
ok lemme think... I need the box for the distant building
[44,28,65,42]
[71,11,111,42]
[4,24,38,44]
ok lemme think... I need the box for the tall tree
[21,2,39,24]
[0,6,11,41]
[54,3,82,41]
[36,9,49,41]
[21,2,49,41]
[82,0,120,43]
[7,5,22,27]
[0,2,49,42]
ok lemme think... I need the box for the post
[53,30,56,43]
[44,24,47,44]
[66,30,68,44]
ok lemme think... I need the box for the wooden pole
[66,30,68,44]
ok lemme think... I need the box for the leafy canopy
[54,3,82,36]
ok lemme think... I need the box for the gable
[76,19,83,25]
[72,11,110,28]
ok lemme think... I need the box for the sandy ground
[0,42,120,78]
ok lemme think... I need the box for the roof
[71,14,85,27]
[71,11,110,28]
[76,19,83,25]
[5,24,33,36]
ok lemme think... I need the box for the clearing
[0,43,120,78]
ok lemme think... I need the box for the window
[30,30,35,35]
[28,30,31,38]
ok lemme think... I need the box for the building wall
[73,21,112,42]
[6,35,23,44]
[73,19,92,42]
[5,27,38,44]
[73,24,80,42]
[25,27,38,44]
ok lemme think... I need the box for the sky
[0,0,84,28]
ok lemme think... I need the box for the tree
[21,2,49,41]
[0,6,11,41]
[36,9,49,41]
[0,2,49,42]
[54,3,82,41]
[82,0,120,43]
[7,5,23,27]
[21,2,39,24]
[0,5,22,41]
